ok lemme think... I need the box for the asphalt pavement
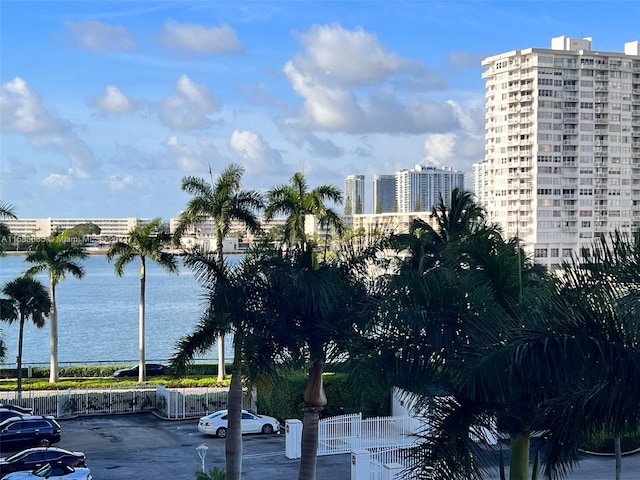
[4,413,638,480]
[50,413,350,480]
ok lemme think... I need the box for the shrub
[257,371,389,421]
[580,429,640,454]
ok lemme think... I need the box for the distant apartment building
[1,217,148,239]
[350,212,435,237]
[395,163,465,213]
[344,175,365,215]
[168,215,288,249]
[478,36,640,266]
[373,174,397,213]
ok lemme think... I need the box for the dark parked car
[0,447,86,476]
[0,409,30,423]
[0,417,61,451]
[0,405,34,416]
[113,364,166,377]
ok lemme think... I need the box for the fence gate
[317,413,362,455]
[317,413,418,456]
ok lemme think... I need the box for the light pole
[196,444,208,474]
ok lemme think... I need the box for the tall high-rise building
[395,163,464,213]
[479,36,640,267]
[373,174,396,213]
[344,174,365,215]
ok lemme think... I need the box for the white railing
[0,385,232,419]
[156,386,237,419]
[317,413,419,456]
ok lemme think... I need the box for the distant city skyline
[2,1,639,219]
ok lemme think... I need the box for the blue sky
[2,1,639,219]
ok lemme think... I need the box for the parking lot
[3,413,639,480]
[49,413,350,480]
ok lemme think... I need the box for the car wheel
[261,424,274,435]
[216,427,228,438]
[39,437,51,447]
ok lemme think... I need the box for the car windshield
[4,450,31,461]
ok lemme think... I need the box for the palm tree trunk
[615,435,622,480]
[217,335,225,382]
[49,280,58,383]
[139,258,146,383]
[215,237,226,383]
[298,358,327,480]
[509,432,530,480]
[226,342,243,480]
[17,314,25,401]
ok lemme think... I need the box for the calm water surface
[0,254,239,367]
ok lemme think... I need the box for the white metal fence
[156,386,245,419]
[0,385,232,419]
[317,413,419,456]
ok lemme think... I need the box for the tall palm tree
[173,163,264,382]
[107,218,178,382]
[0,276,51,399]
[172,245,286,480]
[350,186,553,480]
[264,172,344,253]
[24,233,88,383]
[260,244,373,480]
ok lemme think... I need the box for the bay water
[0,253,239,368]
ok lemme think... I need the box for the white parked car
[1,463,92,479]
[198,410,280,438]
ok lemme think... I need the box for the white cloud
[42,172,73,189]
[159,75,219,130]
[65,20,136,53]
[423,133,456,165]
[0,77,99,178]
[0,78,67,133]
[229,130,285,174]
[282,24,456,135]
[105,174,134,190]
[161,21,244,55]
[292,24,411,87]
[447,100,482,134]
[164,136,203,171]
[91,85,136,113]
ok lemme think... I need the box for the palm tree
[0,201,17,220]
[173,163,264,382]
[264,172,344,253]
[349,186,554,480]
[172,244,290,480]
[0,276,51,399]
[0,201,17,255]
[494,231,640,480]
[394,188,493,273]
[107,218,178,382]
[261,244,373,480]
[24,233,88,383]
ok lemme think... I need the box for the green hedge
[257,371,390,421]
[0,363,229,380]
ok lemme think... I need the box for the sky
[1,1,640,220]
